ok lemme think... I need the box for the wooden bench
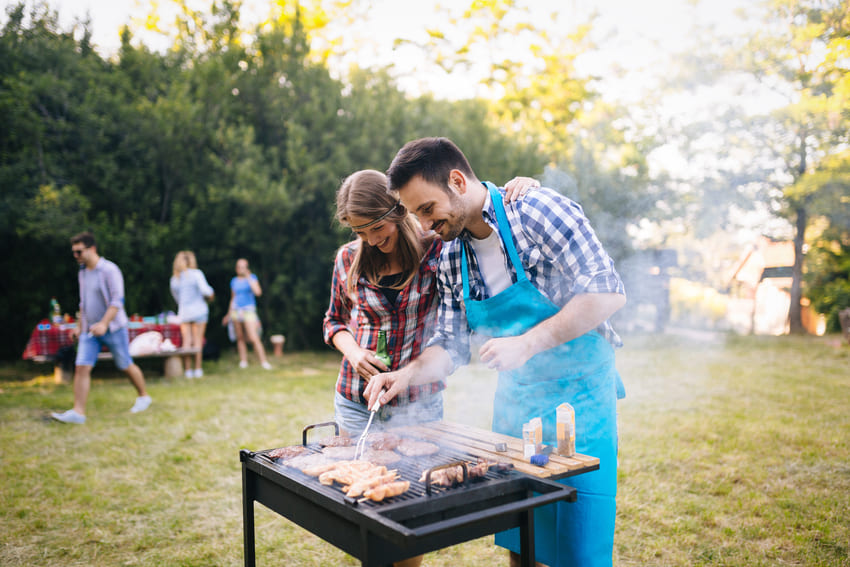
[41,348,201,383]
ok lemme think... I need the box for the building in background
[726,236,824,335]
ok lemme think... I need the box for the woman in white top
[170,250,215,378]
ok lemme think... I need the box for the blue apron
[461,182,622,567]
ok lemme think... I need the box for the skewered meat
[306,459,373,477]
[319,462,387,486]
[419,465,464,486]
[395,439,439,457]
[468,458,495,478]
[419,458,495,486]
[344,471,399,497]
[303,459,408,501]
[365,432,401,451]
[301,459,347,476]
[318,435,353,447]
[363,480,410,502]
[267,445,308,460]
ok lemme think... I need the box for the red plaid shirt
[323,237,445,406]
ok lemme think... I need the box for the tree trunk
[788,205,806,334]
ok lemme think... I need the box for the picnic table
[22,320,189,382]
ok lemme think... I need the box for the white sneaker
[51,409,86,424]
[185,369,195,379]
[194,368,203,378]
[239,360,248,369]
[261,361,272,370]
[130,395,152,413]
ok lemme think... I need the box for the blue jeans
[76,327,134,370]
[333,390,444,437]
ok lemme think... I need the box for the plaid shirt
[323,237,445,406]
[429,184,625,371]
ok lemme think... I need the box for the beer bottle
[51,297,62,324]
[376,330,391,369]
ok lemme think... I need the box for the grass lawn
[1,333,848,566]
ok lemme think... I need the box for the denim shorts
[333,390,444,438]
[76,327,134,370]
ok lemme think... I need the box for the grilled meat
[395,439,439,457]
[365,432,401,451]
[420,458,495,486]
[318,435,353,447]
[267,445,308,460]
[363,480,410,502]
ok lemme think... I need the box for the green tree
[0,0,552,361]
[732,0,850,333]
[801,150,850,331]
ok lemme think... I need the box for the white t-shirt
[469,228,512,296]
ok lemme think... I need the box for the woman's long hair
[172,250,198,277]
[335,170,432,295]
[172,251,188,277]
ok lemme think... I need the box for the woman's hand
[345,345,389,381]
[503,176,540,203]
[222,312,230,325]
[363,368,410,410]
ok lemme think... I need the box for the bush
[811,279,850,333]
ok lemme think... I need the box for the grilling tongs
[354,394,383,461]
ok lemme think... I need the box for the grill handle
[302,421,340,446]
[424,461,469,495]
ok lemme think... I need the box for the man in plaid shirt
[366,137,626,567]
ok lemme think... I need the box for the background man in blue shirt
[52,232,151,424]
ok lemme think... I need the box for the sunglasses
[72,248,86,256]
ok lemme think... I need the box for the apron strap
[461,182,528,301]
[483,182,527,283]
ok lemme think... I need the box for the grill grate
[262,443,514,508]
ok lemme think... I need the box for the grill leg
[519,508,535,567]
[359,524,393,567]
[242,463,256,567]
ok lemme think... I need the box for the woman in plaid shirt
[323,170,537,438]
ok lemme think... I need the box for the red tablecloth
[22,321,183,360]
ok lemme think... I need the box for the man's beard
[436,191,467,241]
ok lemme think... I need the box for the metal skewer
[354,395,382,461]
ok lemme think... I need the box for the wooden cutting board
[394,421,599,480]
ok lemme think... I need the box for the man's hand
[89,321,108,337]
[478,335,534,372]
[346,346,388,381]
[70,326,81,340]
[363,368,411,409]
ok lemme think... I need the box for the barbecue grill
[241,421,599,567]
